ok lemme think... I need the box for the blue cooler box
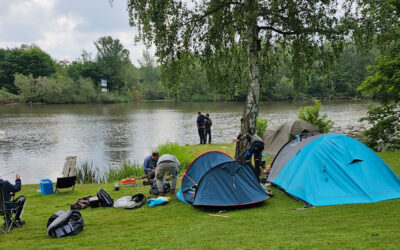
[40,179,53,195]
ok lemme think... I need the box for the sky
[0,0,152,65]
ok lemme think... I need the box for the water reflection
[0,101,372,184]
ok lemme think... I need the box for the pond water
[0,100,372,184]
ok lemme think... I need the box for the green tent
[262,120,319,157]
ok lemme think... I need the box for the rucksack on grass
[47,210,84,238]
[97,188,114,207]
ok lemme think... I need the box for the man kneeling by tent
[156,154,180,196]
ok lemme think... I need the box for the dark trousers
[146,171,155,183]
[205,128,211,143]
[198,128,206,144]
[245,141,265,181]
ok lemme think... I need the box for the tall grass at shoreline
[155,142,194,172]
[102,160,144,183]
[76,142,196,183]
[76,161,102,184]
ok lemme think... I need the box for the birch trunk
[236,0,261,162]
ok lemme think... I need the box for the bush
[15,74,100,103]
[272,77,297,100]
[298,100,333,133]
[359,104,400,151]
[191,92,214,102]
[256,117,268,137]
[97,92,131,103]
[0,88,17,103]
[138,81,167,100]
[156,143,194,172]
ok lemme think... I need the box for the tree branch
[258,26,298,35]
[192,1,243,23]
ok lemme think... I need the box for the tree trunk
[235,0,261,162]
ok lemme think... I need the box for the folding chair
[0,183,18,233]
[55,176,77,192]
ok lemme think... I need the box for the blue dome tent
[177,151,268,206]
[268,134,400,206]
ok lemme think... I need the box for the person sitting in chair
[0,173,26,228]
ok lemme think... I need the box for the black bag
[47,210,84,238]
[150,180,170,195]
[89,196,100,208]
[97,188,114,207]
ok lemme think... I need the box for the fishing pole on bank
[0,166,30,178]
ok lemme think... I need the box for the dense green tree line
[0,38,385,104]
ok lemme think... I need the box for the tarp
[270,134,400,206]
[262,120,319,157]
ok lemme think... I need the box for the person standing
[244,134,265,181]
[0,173,26,227]
[205,114,212,144]
[143,152,159,184]
[155,154,180,196]
[196,111,206,144]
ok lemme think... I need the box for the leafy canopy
[126,0,350,72]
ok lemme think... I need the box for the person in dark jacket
[205,114,212,144]
[196,111,206,144]
[143,152,159,184]
[235,132,265,181]
[244,134,265,181]
[0,173,26,227]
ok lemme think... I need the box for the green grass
[2,144,400,249]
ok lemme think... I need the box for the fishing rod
[0,166,30,178]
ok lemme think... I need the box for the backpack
[97,188,114,207]
[113,194,146,210]
[150,180,170,195]
[47,210,84,238]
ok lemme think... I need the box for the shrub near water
[156,142,194,172]
[298,99,333,133]
[0,88,17,103]
[256,117,268,137]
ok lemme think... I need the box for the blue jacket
[0,178,21,202]
[143,155,157,173]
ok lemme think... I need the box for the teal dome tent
[268,134,400,206]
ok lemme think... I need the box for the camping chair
[0,183,18,233]
[55,156,77,193]
[55,176,76,193]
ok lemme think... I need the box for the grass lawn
[1,144,400,249]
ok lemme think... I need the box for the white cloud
[0,0,154,66]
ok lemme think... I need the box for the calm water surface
[0,101,371,184]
